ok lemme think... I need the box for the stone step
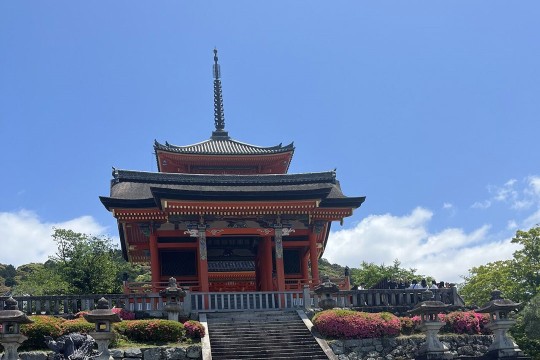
[209,324,309,332]
[207,310,330,360]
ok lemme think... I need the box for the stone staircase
[206,310,333,359]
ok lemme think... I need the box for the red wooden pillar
[149,232,160,292]
[264,236,273,291]
[309,231,320,286]
[258,239,267,290]
[301,250,310,285]
[197,226,209,293]
[274,228,285,292]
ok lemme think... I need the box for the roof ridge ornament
[212,48,229,140]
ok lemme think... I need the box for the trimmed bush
[121,320,185,342]
[445,311,490,334]
[313,309,400,339]
[60,318,95,334]
[20,316,64,350]
[184,320,205,339]
[112,307,135,320]
[399,316,419,335]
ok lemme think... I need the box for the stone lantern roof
[314,275,340,295]
[408,301,451,316]
[475,290,522,314]
[83,298,121,324]
[0,297,32,324]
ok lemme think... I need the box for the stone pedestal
[89,332,115,360]
[163,303,182,322]
[417,322,453,360]
[483,320,525,358]
[0,334,28,360]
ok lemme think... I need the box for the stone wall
[18,346,202,360]
[329,334,493,360]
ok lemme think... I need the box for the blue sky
[1,2,539,282]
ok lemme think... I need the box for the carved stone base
[318,298,337,310]
[0,334,28,360]
[417,322,453,360]
[89,332,115,360]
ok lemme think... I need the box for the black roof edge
[150,187,333,203]
[112,169,337,186]
[99,196,157,211]
[319,196,366,209]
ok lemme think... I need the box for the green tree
[12,262,69,296]
[511,226,540,299]
[351,259,425,288]
[50,228,129,294]
[461,226,540,305]
[459,260,519,306]
[512,293,540,360]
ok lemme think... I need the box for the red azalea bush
[184,320,205,338]
[399,316,421,335]
[313,310,400,339]
[60,318,94,334]
[121,320,185,342]
[21,316,64,349]
[112,307,135,320]
[444,311,490,334]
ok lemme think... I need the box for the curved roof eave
[154,138,295,155]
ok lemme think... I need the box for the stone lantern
[408,298,453,360]
[0,297,33,360]
[83,298,121,360]
[314,275,340,310]
[159,277,186,321]
[475,290,525,359]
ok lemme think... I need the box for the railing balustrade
[0,287,463,316]
[311,288,464,310]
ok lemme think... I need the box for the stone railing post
[303,285,311,310]
[183,289,192,316]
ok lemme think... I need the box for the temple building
[100,50,365,293]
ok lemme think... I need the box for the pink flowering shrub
[184,320,205,338]
[399,316,421,335]
[313,310,400,339]
[112,307,135,320]
[121,320,184,342]
[444,311,490,334]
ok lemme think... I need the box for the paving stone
[110,349,124,358]
[185,345,201,359]
[143,347,163,360]
[20,351,49,360]
[124,348,143,358]
[164,347,187,360]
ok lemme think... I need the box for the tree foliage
[461,226,540,305]
[350,259,424,288]
[11,228,144,295]
[511,226,540,299]
[318,258,432,289]
[49,228,130,294]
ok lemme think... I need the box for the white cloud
[507,220,518,230]
[471,200,491,209]
[0,210,112,266]
[442,203,453,209]
[472,175,540,212]
[325,208,519,283]
[528,176,540,196]
[523,209,540,229]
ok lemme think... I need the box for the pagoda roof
[100,169,365,210]
[154,138,294,156]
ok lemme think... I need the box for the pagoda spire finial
[212,48,229,139]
